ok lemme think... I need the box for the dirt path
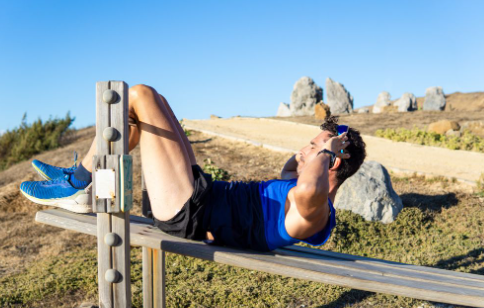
[183,117,484,185]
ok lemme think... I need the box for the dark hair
[320,115,366,186]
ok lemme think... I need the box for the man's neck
[328,183,338,203]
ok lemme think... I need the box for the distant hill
[412,91,484,111]
[361,91,484,113]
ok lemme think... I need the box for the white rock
[335,161,403,223]
[423,87,446,111]
[276,102,292,117]
[395,93,417,112]
[373,92,391,114]
[326,78,353,114]
[289,77,323,116]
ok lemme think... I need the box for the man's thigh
[130,84,195,221]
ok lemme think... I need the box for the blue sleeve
[300,199,336,247]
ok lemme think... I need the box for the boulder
[325,78,353,114]
[394,93,417,112]
[357,107,370,114]
[372,92,391,113]
[314,102,331,120]
[445,129,461,138]
[428,120,460,135]
[289,77,323,116]
[423,87,446,111]
[210,114,221,119]
[334,161,403,224]
[276,102,292,117]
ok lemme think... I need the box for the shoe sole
[32,163,52,181]
[20,190,92,214]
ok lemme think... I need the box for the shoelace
[61,151,78,175]
[42,175,71,185]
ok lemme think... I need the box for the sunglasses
[337,125,349,153]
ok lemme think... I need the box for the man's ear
[330,157,343,171]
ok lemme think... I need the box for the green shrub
[179,120,191,137]
[477,173,484,197]
[0,112,74,170]
[202,158,230,181]
[375,127,484,153]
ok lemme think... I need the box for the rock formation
[334,161,403,224]
[423,87,446,111]
[325,78,353,114]
[372,92,391,114]
[314,102,331,120]
[289,77,323,116]
[276,102,292,117]
[394,93,417,112]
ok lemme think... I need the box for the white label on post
[95,169,116,199]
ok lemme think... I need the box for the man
[20,84,366,252]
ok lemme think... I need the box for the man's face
[296,130,334,175]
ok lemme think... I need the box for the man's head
[296,116,366,187]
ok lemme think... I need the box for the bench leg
[143,247,166,308]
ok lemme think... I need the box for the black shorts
[153,165,213,241]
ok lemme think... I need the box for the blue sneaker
[32,152,78,180]
[20,174,92,213]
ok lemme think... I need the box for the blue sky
[1,0,483,133]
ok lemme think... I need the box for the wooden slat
[142,247,154,308]
[283,245,484,282]
[273,248,484,290]
[152,249,166,308]
[96,82,110,158]
[112,211,131,307]
[109,81,129,155]
[35,209,484,307]
[97,213,112,308]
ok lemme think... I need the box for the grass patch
[477,173,484,197]
[375,127,484,152]
[179,120,191,137]
[202,158,230,181]
[3,174,483,307]
[0,112,74,170]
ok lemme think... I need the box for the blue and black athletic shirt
[203,178,336,252]
[259,178,336,251]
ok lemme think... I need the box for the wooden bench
[36,208,484,307]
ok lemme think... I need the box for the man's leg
[80,84,196,221]
[129,84,196,221]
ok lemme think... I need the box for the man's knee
[129,84,154,100]
[129,84,158,111]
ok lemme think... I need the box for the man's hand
[321,132,351,162]
[281,154,299,179]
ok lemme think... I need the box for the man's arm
[292,153,331,220]
[281,154,298,179]
[285,133,349,239]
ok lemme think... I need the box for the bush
[202,158,230,181]
[0,112,74,170]
[477,173,484,197]
[375,127,484,153]
[179,120,191,137]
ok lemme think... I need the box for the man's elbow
[294,183,328,203]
